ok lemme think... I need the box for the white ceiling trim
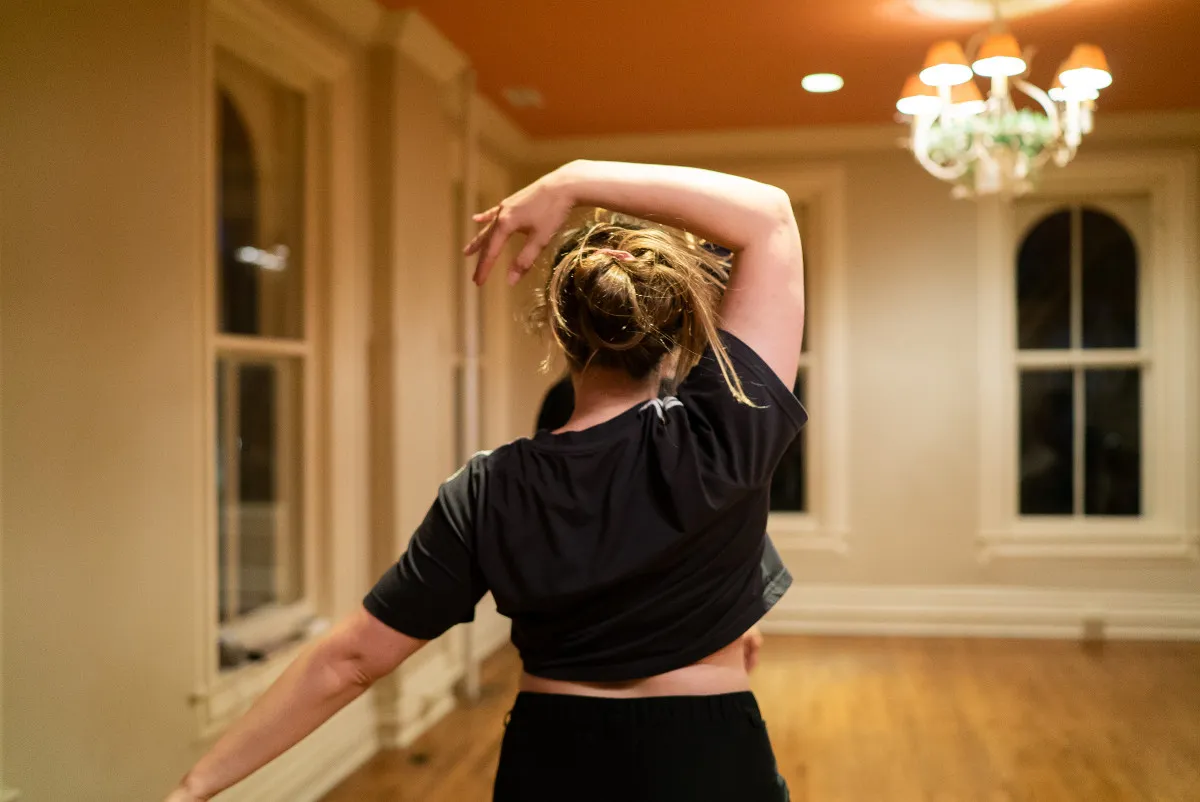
[525,110,1200,167]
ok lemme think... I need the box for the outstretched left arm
[166,609,423,801]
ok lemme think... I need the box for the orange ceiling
[387,0,1200,137]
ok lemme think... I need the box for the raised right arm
[465,160,805,384]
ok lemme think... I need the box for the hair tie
[594,248,636,263]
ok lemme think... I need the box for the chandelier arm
[1012,78,1060,131]
[911,115,971,182]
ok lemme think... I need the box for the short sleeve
[363,455,489,640]
[676,330,808,490]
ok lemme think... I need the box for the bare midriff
[518,637,750,698]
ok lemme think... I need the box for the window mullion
[223,359,242,622]
[1073,366,1086,517]
[213,333,310,358]
[1070,206,1085,517]
[1015,349,1148,368]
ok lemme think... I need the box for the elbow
[309,647,372,702]
[763,185,796,228]
[311,638,384,698]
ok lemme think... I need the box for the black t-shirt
[364,331,807,681]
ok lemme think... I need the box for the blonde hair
[529,211,753,406]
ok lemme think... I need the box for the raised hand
[463,168,576,287]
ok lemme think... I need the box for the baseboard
[762,584,1200,640]
[395,691,458,748]
[216,694,377,802]
[383,617,512,749]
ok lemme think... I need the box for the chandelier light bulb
[1049,78,1099,103]
[972,33,1028,78]
[1059,44,1112,90]
[920,41,974,87]
[896,74,943,116]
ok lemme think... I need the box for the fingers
[473,216,513,286]
[463,207,500,257]
[508,233,550,286]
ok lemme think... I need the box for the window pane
[770,373,806,512]
[216,357,305,621]
[1084,369,1141,516]
[1082,208,1138,349]
[1019,370,1074,515]
[1017,210,1071,350]
[216,53,306,339]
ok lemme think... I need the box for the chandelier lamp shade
[898,17,1112,198]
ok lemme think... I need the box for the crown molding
[528,123,902,167]
[526,110,1200,167]
[294,0,382,45]
[476,93,534,164]
[376,8,468,85]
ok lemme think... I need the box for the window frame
[737,166,851,554]
[194,0,362,737]
[977,152,1200,561]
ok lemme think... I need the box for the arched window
[1015,206,1142,518]
[213,53,313,670]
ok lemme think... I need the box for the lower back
[519,638,749,698]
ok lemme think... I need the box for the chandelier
[896,8,1112,198]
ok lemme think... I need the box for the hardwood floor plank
[321,637,1200,802]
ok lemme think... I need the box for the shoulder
[435,449,499,528]
[680,329,807,426]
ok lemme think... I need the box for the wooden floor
[322,636,1200,802]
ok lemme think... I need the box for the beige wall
[0,2,518,799]
[1,1,208,797]
[789,149,1199,594]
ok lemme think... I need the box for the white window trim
[737,165,851,554]
[977,151,1200,562]
[193,0,364,737]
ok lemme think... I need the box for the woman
[165,160,805,802]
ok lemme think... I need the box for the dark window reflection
[1019,370,1074,515]
[218,91,261,336]
[1017,210,1071,350]
[216,84,306,339]
[1084,369,1141,515]
[1082,208,1138,349]
[770,373,806,512]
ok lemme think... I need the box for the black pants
[493,691,789,802]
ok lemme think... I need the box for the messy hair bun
[530,211,753,405]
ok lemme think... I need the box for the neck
[560,367,659,432]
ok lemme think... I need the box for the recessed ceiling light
[802,73,844,93]
[503,87,544,109]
